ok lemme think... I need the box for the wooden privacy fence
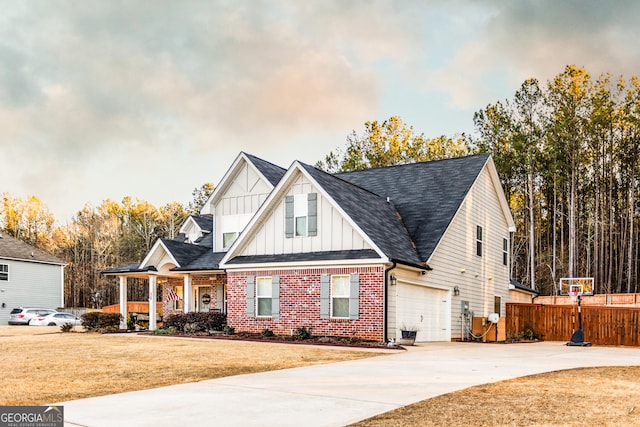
[102,302,163,315]
[506,303,640,346]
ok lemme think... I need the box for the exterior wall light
[453,286,460,296]
[390,274,397,286]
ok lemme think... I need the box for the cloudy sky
[2,1,639,223]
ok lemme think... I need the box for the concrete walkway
[58,341,640,427]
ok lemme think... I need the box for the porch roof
[225,249,380,265]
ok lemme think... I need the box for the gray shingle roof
[337,153,490,262]
[171,251,226,271]
[243,152,287,186]
[160,239,211,267]
[190,214,213,232]
[300,163,423,266]
[0,233,66,265]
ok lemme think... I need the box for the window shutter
[307,193,317,237]
[246,276,255,317]
[272,276,280,319]
[285,196,294,238]
[349,274,360,320]
[320,275,330,319]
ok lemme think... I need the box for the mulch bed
[142,330,406,350]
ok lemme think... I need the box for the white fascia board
[139,240,180,269]
[485,156,516,232]
[223,258,387,272]
[178,216,199,235]
[220,161,388,266]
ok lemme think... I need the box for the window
[494,296,502,316]
[0,264,7,281]
[223,232,238,249]
[331,275,350,318]
[245,276,280,318]
[502,238,508,266]
[320,274,359,320]
[476,225,483,257]
[285,193,317,238]
[256,277,273,316]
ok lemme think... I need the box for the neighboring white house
[106,152,527,342]
[0,233,66,324]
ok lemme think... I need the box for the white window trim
[476,225,483,257]
[330,275,350,319]
[294,194,308,237]
[0,264,8,281]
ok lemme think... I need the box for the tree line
[2,64,639,306]
[319,65,640,296]
[1,184,213,308]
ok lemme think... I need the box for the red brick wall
[227,266,385,341]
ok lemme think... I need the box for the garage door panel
[396,283,450,342]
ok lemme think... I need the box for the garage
[396,283,451,342]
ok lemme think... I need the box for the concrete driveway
[59,341,640,427]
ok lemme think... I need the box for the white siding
[237,171,373,257]
[426,165,512,340]
[0,259,63,323]
[214,162,272,251]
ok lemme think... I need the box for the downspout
[384,261,397,343]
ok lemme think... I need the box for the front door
[194,286,212,312]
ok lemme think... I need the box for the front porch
[113,272,226,330]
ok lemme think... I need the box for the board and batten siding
[425,165,511,340]
[0,259,63,323]
[214,161,272,251]
[239,171,373,256]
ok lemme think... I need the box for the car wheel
[48,322,56,326]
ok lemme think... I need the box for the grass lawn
[3,326,640,426]
[0,326,380,405]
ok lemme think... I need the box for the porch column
[183,274,192,313]
[148,275,157,331]
[119,276,127,330]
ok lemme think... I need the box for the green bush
[81,312,122,331]
[294,326,312,340]
[223,325,235,335]
[163,312,227,333]
[261,328,274,337]
[60,322,74,333]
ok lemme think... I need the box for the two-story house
[105,151,517,342]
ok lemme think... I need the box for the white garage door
[396,283,450,342]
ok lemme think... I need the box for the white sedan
[29,312,83,326]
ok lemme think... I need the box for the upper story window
[503,238,508,265]
[0,264,8,281]
[285,193,317,238]
[476,225,483,257]
[219,213,252,250]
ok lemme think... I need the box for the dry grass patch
[0,326,380,405]
[352,366,640,426]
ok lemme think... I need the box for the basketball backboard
[559,277,594,296]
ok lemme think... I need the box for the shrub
[223,325,235,335]
[60,322,74,333]
[294,326,312,340]
[163,312,227,334]
[261,328,274,337]
[81,312,122,332]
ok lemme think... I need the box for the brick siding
[227,266,385,341]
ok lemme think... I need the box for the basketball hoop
[568,289,580,303]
